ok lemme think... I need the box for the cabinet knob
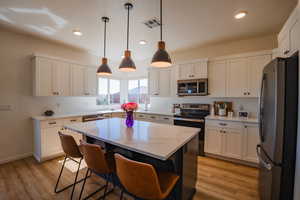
[284,50,290,55]
[248,92,250,95]
[243,92,247,95]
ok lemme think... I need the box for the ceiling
[0,0,297,62]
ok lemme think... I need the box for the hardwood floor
[0,156,259,200]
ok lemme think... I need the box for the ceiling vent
[143,17,161,29]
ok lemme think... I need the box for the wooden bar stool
[114,153,180,200]
[55,132,88,199]
[79,140,115,200]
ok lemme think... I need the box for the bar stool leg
[79,168,90,200]
[70,158,82,199]
[120,190,124,200]
[54,156,67,193]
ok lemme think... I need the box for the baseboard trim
[0,152,33,165]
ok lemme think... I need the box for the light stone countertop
[32,110,174,121]
[205,115,259,123]
[64,118,198,161]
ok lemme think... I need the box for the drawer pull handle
[219,123,227,126]
[70,120,77,122]
[48,122,57,125]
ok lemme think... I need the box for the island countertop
[64,118,198,161]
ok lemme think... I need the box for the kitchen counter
[32,110,174,121]
[64,118,197,161]
[205,115,259,123]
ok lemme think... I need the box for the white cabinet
[205,127,223,155]
[33,57,70,96]
[205,119,259,164]
[222,128,243,159]
[208,60,227,97]
[290,20,300,56]
[71,65,97,96]
[226,58,248,97]
[248,55,272,97]
[148,68,171,97]
[242,124,260,163]
[178,60,208,80]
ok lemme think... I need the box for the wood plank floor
[0,156,259,200]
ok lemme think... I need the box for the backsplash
[149,97,259,118]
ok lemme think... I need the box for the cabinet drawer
[136,113,147,119]
[41,120,63,129]
[103,113,112,118]
[147,114,160,121]
[159,116,174,124]
[206,120,243,129]
[63,117,82,124]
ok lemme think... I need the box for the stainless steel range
[173,104,210,156]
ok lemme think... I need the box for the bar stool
[114,153,180,200]
[55,132,87,199]
[79,140,115,200]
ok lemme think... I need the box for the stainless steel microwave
[177,79,208,96]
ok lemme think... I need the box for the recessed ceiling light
[73,29,82,36]
[139,40,147,45]
[235,11,248,19]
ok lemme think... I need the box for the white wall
[0,27,126,163]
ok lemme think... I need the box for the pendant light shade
[97,16,112,76]
[119,3,136,72]
[151,0,172,68]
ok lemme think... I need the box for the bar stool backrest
[80,141,111,174]
[115,153,162,199]
[58,132,82,158]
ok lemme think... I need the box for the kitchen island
[64,118,199,200]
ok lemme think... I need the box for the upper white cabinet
[178,60,208,80]
[148,68,172,97]
[208,60,227,97]
[278,6,300,57]
[33,55,97,97]
[33,57,70,96]
[226,58,249,97]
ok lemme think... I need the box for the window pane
[139,79,149,104]
[128,80,139,103]
[109,79,120,104]
[97,78,108,105]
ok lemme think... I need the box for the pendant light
[151,0,172,68]
[97,16,112,76]
[119,2,136,72]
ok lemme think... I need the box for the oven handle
[173,118,204,123]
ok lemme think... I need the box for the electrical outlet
[0,105,12,111]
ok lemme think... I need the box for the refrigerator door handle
[258,74,266,143]
[256,144,272,171]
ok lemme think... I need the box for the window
[128,79,149,104]
[97,78,120,105]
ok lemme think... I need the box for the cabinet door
[290,20,300,56]
[148,70,160,96]
[84,68,97,96]
[159,69,171,96]
[35,57,53,96]
[193,61,208,79]
[226,58,248,97]
[248,55,272,97]
[208,60,227,97]
[179,63,193,79]
[52,61,70,96]
[41,127,63,158]
[222,128,243,159]
[242,124,259,163]
[204,127,222,155]
[71,65,85,96]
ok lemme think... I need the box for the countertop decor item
[97,16,112,76]
[151,0,172,67]
[121,102,138,127]
[213,101,232,116]
[44,110,54,116]
[119,2,136,72]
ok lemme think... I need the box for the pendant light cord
[127,4,130,50]
[160,0,162,41]
[104,19,107,58]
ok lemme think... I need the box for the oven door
[173,118,205,156]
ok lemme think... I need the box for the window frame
[127,78,149,104]
[97,77,121,105]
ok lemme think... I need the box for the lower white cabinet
[205,119,259,164]
[34,117,83,162]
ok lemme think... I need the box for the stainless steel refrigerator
[257,52,298,200]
